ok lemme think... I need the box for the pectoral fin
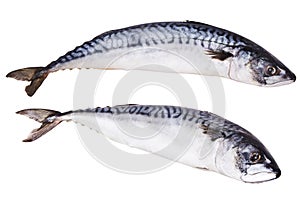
[200,122,226,141]
[205,50,233,61]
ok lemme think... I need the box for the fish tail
[16,109,63,142]
[6,67,48,97]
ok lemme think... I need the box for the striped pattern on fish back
[47,21,250,68]
[72,104,250,139]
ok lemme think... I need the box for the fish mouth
[241,169,281,183]
[269,80,294,87]
[264,78,295,87]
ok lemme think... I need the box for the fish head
[215,132,280,183]
[235,138,281,183]
[229,46,296,86]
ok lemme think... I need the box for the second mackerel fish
[17,104,281,183]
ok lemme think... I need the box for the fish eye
[249,152,261,163]
[265,66,279,76]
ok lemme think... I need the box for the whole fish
[17,104,280,183]
[7,21,296,96]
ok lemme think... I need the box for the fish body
[18,104,281,183]
[7,21,296,96]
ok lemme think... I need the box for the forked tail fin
[6,67,48,97]
[17,109,62,142]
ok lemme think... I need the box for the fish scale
[52,22,243,67]
[69,104,250,139]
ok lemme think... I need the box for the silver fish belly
[17,104,281,183]
[7,21,296,96]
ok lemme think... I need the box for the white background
[1,0,299,199]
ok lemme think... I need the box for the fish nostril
[276,169,281,178]
[288,71,296,81]
[292,73,296,82]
